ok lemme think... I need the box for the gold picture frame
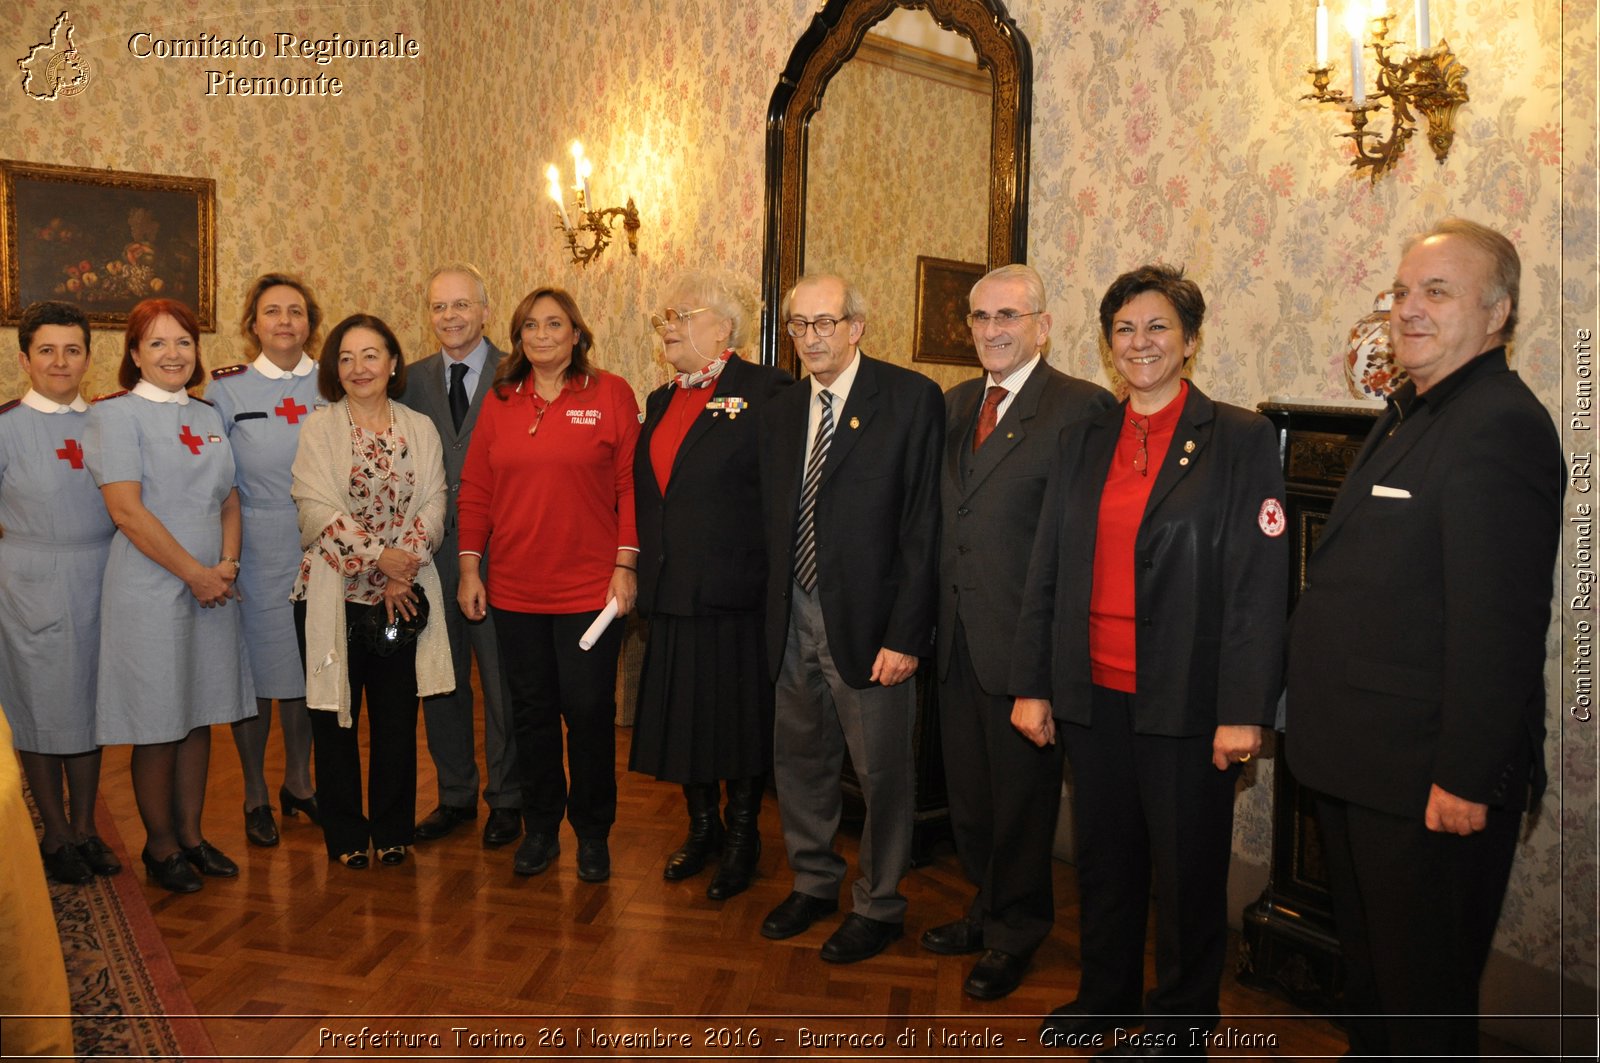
[912,255,984,366]
[1,159,216,329]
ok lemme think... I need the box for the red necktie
[973,385,1007,451]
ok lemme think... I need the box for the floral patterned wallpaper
[418,0,1591,986]
[2,0,1592,996]
[1,0,429,399]
[806,49,992,392]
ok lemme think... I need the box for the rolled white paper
[579,597,620,651]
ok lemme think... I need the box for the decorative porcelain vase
[1345,290,1406,399]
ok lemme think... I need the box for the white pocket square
[1371,484,1411,498]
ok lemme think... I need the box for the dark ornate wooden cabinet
[1238,400,1379,1009]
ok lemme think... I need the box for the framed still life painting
[0,160,216,329]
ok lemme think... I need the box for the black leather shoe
[964,948,1028,999]
[576,838,610,882]
[414,803,476,841]
[760,891,838,940]
[77,836,122,876]
[337,850,370,870]
[1039,1001,1142,1047]
[279,786,320,825]
[920,916,984,955]
[142,847,202,893]
[181,840,239,877]
[377,845,408,866]
[482,808,522,848]
[42,842,94,885]
[244,804,279,847]
[820,912,903,964]
[513,833,559,876]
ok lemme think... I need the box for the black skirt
[629,610,774,784]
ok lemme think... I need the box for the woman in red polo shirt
[456,287,639,884]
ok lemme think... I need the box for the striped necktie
[793,390,834,592]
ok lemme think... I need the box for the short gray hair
[970,263,1047,313]
[425,262,489,307]
[780,273,869,322]
[662,269,762,353]
[1403,217,1519,341]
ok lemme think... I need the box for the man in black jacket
[1287,219,1563,1058]
[757,274,942,965]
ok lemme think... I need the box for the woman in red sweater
[456,287,640,883]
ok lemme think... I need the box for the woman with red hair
[84,298,255,894]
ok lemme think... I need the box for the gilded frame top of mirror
[760,0,1032,367]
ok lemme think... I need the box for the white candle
[1316,1,1329,67]
[1415,0,1430,50]
[1345,4,1367,105]
[545,164,571,229]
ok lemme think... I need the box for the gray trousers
[421,546,520,809]
[773,581,914,923]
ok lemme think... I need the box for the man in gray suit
[401,263,521,848]
[929,264,1114,999]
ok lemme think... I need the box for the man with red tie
[929,264,1113,998]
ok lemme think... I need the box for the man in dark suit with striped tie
[756,273,943,964]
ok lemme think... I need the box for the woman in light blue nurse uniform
[85,298,254,894]
[207,273,324,847]
[0,301,118,886]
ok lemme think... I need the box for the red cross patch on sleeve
[1258,498,1286,537]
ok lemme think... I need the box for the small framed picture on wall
[912,255,984,366]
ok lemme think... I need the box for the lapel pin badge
[1183,440,1196,452]
[849,416,860,429]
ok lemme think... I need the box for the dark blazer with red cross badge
[1010,383,1288,736]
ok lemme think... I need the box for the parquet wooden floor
[88,673,1361,1061]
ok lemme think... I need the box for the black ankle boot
[707,775,763,900]
[662,782,723,881]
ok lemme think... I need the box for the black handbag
[349,581,429,658]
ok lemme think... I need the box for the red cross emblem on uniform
[179,425,204,455]
[274,397,308,424]
[1258,498,1286,537]
[56,439,84,468]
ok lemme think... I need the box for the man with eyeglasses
[399,263,522,850]
[756,273,942,964]
[1286,219,1562,1058]
[928,264,1114,999]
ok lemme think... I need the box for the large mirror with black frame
[759,0,1033,377]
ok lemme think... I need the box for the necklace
[344,397,394,433]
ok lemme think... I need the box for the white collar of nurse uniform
[252,352,316,379]
[21,388,90,413]
[132,379,191,405]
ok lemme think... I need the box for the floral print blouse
[291,424,432,606]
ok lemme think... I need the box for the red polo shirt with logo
[457,370,640,614]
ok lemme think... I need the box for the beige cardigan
[290,400,453,726]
